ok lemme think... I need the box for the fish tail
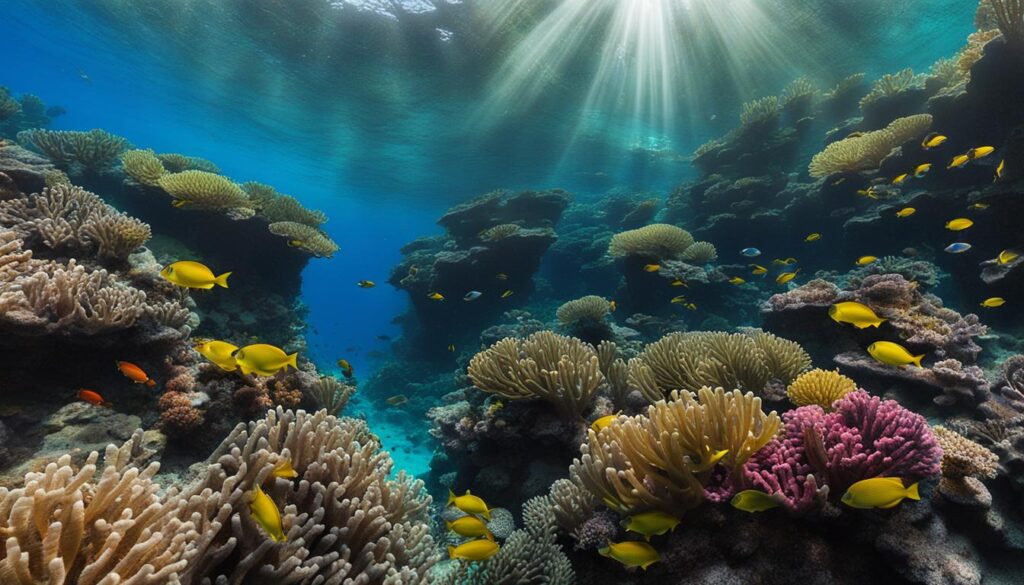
[145,379,156,388]
[485,531,495,542]
[447,489,456,507]
[481,508,492,520]
[911,354,924,368]
[906,482,921,501]
[288,353,298,370]
[873,318,886,327]
[444,520,453,530]
[447,546,457,559]
[215,272,232,288]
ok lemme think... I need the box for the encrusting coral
[808,114,932,177]
[267,221,340,258]
[786,368,857,408]
[120,148,167,186]
[467,331,604,419]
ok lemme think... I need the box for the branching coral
[156,153,220,174]
[679,240,718,264]
[607,223,695,259]
[17,129,129,173]
[0,87,21,121]
[824,73,866,100]
[571,387,780,515]
[782,77,818,112]
[309,375,355,415]
[479,223,521,242]
[261,194,327,227]
[859,68,925,109]
[120,149,167,186]
[741,407,829,514]
[267,221,339,257]
[739,96,782,128]
[556,295,611,325]
[933,426,998,497]
[156,170,252,211]
[786,368,857,409]
[467,331,604,419]
[808,114,933,177]
[626,330,811,399]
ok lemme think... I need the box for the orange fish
[116,361,156,387]
[78,389,111,407]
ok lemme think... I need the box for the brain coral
[808,114,932,177]
[608,223,695,259]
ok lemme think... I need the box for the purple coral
[741,406,828,513]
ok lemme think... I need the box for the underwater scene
[4,0,1024,582]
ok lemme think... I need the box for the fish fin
[447,546,456,559]
[911,354,924,368]
[873,319,886,327]
[878,499,902,509]
[905,482,920,501]
[598,547,610,558]
[447,489,456,507]
[214,272,232,288]
[641,559,657,570]
[481,508,491,520]
[444,520,453,530]
[485,531,495,542]
[145,379,156,388]
[288,353,298,370]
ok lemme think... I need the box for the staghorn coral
[571,387,779,515]
[556,295,611,325]
[739,96,782,128]
[267,221,339,258]
[156,153,220,174]
[120,149,167,186]
[808,114,932,177]
[261,194,327,227]
[17,128,129,173]
[786,368,857,409]
[156,170,252,211]
[679,240,717,264]
[308,375,354,415]
[782,77,818,112]
[824,73,866,100]
[467,331,604,419]
[0,433,196,584]
[479,223,521,242]
[627,330,811,400]
[988,0,1024,44]
[859,68,925,109]
[607,223,695,259]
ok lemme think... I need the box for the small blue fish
[463,291,483,301]
[944,242,972,254]
[741,248,761,258]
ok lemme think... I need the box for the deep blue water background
[1,0,977,474]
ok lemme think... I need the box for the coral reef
[808,114,932,177]
[120,148,167,186]
[267,220,339,257]
[17,128,129,175]
[156,170,253,212]
[786,368,857,408]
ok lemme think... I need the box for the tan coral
[608,223,695,259]
[156,153,220,174]
[740,96,781,127]
[933,425,998,479]
[808,114,932,177]
[479,223,521,242]
[121,149,167,186]
[786,368,857,408]
[309,375,355,415]
[157,170,252,211]
[267,221,339,257]
[679,240,717,264]
[556,295,611,325]
[261,193,327,227]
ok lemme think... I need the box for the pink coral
[741,406,829,513]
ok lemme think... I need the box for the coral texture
[555,295,611,325]
[808,114,932,177]
[786,368,857,408]
[120,149,167,186]
[607,223,695,259]
[156,170,253,211]
[267,221,339,258]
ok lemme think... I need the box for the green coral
[0,87,21,121]
[121,149,167,186]
[156,153,221,174]
[17,129,130,173]
[157,170,253,211]
[268,221,339,257]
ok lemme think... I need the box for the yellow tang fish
[867,341,924,368]
[981,297,1006,308]
[730,490,781,513]
[233,344,298,377]
[921,132,947,149]
[776,270,799,285]
[750,264,768,275]
[691,449,729,472]
[194,340,239,371]
[945,218,973,231]
[841,477,920,509]
[643,264,661,272]
[272,459,298,479]
[427,292,445,301]
[895,207,916,218]
[671,278,688,287]
[857,188,879,200]
[448,489,492,519]
[448,539,500,561]
[171,199,191,208]
[829,301,886,329]
[948,154,971,169]
[684,303,698,310]
[500,290,514,298]
[598,541,660,570]
[620,510,681,540]
[160,260,231,289]
[728,276,746,285]
[670,295,688,304]
[250,484,287,542]
[856,256,878,266]
[591,413,620,433]
[609,300,617,312]
[357,280,376,288]
[995,159,1005,182]
[805,233,822,242]
[968,202,990,210]
[998,249,1020,264]
[891,174,909,186]
[446,515,495,541]
[386,394,408,406]
[967,146,995,160]
[913,163,932,178]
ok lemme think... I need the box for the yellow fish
[446,516,495,541]
[337,359,354,378]
[856,256,878,266]
[867,341,924,368]
[776,270,799,285]
[272,459,297,479]
[386,394,408,406]
[643,264,661,272]
[998,249,1020,264]
[945,218,973,231]
[250,484,286,542]
[730,490,781,513]
[448,344,456,352]
[160,261,231,289]
[448,539,500,561]
[233,344,298,377]
[995,159,1005,181]
[891,174,909,186]
[485,400,504,416]
[609,300,617,312]
[921,133,947,149]
[728,276,746,285]
[684,303,698,310]
[805,233,822,242]
[691,449,729,473]
[670,278,688,287]
[194,340,239,371]
[830,301,886,329]
[591,413,620,433]
[598,541,660,570]
[750,264,768,275]
[427,292,445,301]
[913,163,932,178]
[857,188,879,200]
[500,290,514,298]
[967,146,995,160]
[670,295,688,304]
[981,297,1006,308]
[620,511,681,540]
[968,202,990,210]
[948,154,971,169]
[895,207,916,218]
[171,199,191,208]
[448,489,492,519]
[841,477,920,509]
[357,280,376,288]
